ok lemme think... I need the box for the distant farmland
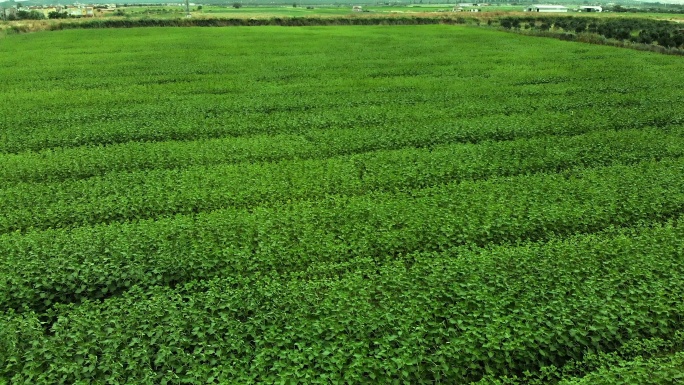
[1,26,684,383]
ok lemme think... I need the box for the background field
[2,25,684,383]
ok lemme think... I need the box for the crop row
[3,127,684,234]
[3,32,683,156]
[0,118,682,187]
[3,157,684,313]
[4,219,684,383]
[557,352,684,385]
[475,331,684,384]
[1,99,430,154]
[2,93,682,155]
[3,27,683,159]
[0,111,543,185]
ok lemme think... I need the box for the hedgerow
[46,16,476,31]
[497,16,684,53]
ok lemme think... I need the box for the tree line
[499,16,684,49]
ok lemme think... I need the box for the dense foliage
[609,4,684,15]
[1,26,684,383]
[5,9,46,20]
[47,16,471,30]
[498,16,684,50]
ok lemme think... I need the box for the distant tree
[197,5,202,10]
[48,11,69,19]
[292,2,297,7]
[17,10,45,20]
[615,28,631,40]
[656,31,674,47]
[637,29,654,44]
[233,2,242,8]
[674,31,684,48]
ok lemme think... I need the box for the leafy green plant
[2,25,684,384]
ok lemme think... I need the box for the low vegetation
[4,12,683,54]
[1,25,684,383]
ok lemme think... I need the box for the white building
[580,5,602,12]
[525,4,568,12]
[68,8,84,17]
[3,6,18,18]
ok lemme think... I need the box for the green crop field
[1,25,684,384]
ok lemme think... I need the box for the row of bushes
[609,4,684,14]
[47,16,475,30]
[498,16,684,50]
